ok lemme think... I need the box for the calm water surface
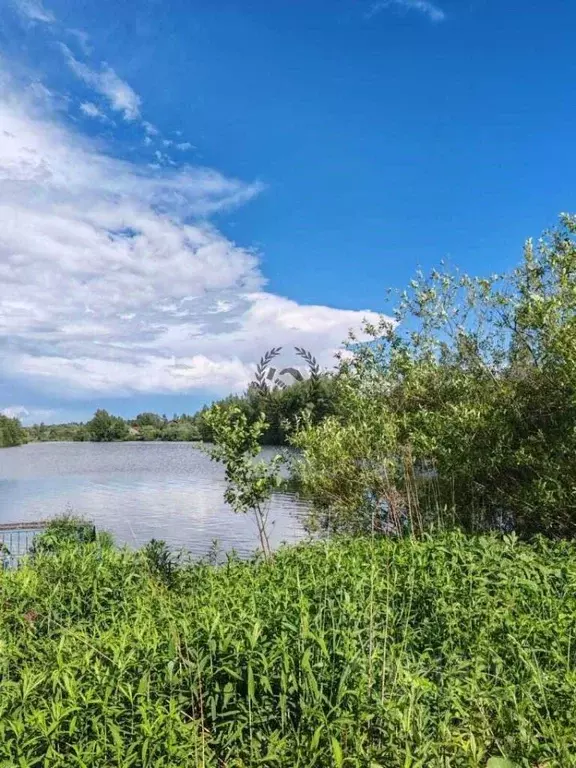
[0,442,308,557]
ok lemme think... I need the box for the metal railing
[0,522,46,570]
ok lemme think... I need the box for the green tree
[87,410,128,442]
[0,415,25,447]
[198,376,340,446]
[295,215,576,538]
[139,425,159,441]
[204,405,285,557]
[134,412,164,429]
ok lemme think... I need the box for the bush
[294,216,576,538]
[30,514,98,555]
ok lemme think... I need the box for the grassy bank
[1,532,576,766]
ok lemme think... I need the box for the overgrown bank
[1,529,576,766]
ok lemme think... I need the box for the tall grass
[1,532,576,766]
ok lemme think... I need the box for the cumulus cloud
[369,0,445,22]
[60,45,141,120]
[12,0,54,23]
[0,72,383,400]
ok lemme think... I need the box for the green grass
[1,532,576,766]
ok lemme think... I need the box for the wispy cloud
[66,28,92,55]
[12,0,54,23]
[60,44,141,121]
[79,101,106,120]
[369,0,446,23]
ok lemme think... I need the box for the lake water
[0,442,309,558]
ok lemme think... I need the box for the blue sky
[1,0,575,424]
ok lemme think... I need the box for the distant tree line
[26,410,204,444]
[23,376,339,446]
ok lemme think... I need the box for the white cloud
[1,405,29,419]
[369,0,445,22]
[60,45,141,121]
[12,0,54,23]
[80,101,106,120]
[143,121,159,136]
[66,28,92,55]
[176,142,193,151]
[0,71,383,399]
[1,405,57,425]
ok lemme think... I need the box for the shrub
[294,216,576,538]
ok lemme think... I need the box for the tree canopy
[0,415,26,448]
[294,215,576,538]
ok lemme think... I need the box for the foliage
[25,422,88,442]
[1,532,576,766]
[134,412,166,429]
[86,409,129,442]
[26,412,202,444]
[294,216,576,538]
[0,414,26,447]
[292,379,418,536]
[199,375,340,445]
[22,375,337,447]
[29,514,101,555]
[204,405,285,557]
[142,538,183,587]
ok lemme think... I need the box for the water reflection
[0,442,308,557]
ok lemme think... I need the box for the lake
[0,442,309,557]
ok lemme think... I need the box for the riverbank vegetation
[24,410,205,443]
[290,215,576,540]
[2,524,576,766]
[0,414,25,447]
[3,216,576,764]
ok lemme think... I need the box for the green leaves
[294,214,576,539]
[2,532,576,765]
[330,735,343,767]
[0,414,26,448]
[205,405,286,557]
